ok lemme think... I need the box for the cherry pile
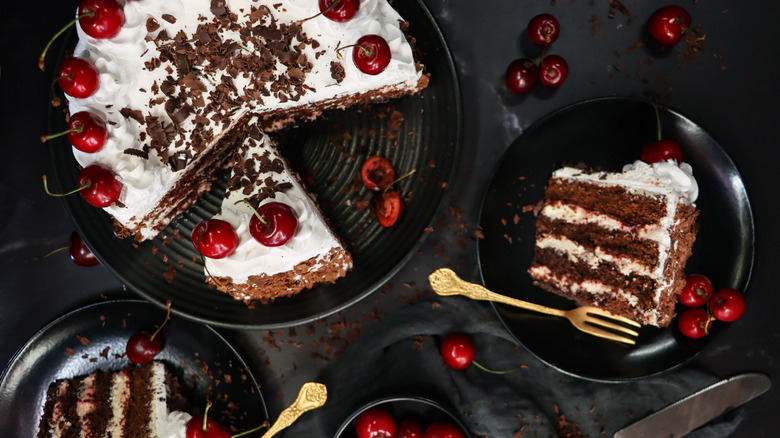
[505,13,568,95]
[351,405,466,438]
[440,333,524,375]
[677,274,746,339]
[360,156,416,228]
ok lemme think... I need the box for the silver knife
[614,373,771,438]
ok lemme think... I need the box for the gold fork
[428,268,641,345]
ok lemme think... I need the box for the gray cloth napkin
[283,296,743,437]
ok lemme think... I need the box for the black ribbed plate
[47,0,462,328]
[477,97,754,381]
[0,300,268,436]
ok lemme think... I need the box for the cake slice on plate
[528,159,700,327]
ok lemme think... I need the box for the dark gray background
[2,0,778,436]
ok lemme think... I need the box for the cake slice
[527,160,700,327]
[38,361,191,438]
[202,122,353,302]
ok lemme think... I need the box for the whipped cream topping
[149,362,192,438]
[205,132,345,282]
[67,0,422,240]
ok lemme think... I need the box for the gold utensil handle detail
[260,382,327,438]
[429,268,565,317]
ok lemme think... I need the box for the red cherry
[69,231,99,266]
[352,35,391,75]
[186,415,230,438]
[78,0,126,39]
[374,189,403,228]
[679,274,713,308]
[361,156,396,192]
[249,202,299,247]
[423,421,466,438]
[77,164,123,207]
[397,418,424,438]
[41,111,108,153]
[710,288,746,322]
[319,0,359,22]
[504,58,539,95]
[527,13,560,46]
[191,219,239,259]
[440,333,476,370]
[538,55,568,88]
[641,139,683,164]
[56,58,100,98]
[647,5,691,46]
[355,406,396,438]
[126,330,161,364]
[678,308,712,339]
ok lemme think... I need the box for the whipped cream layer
[149,361,192,438]
[206,130,346,283]
[67,0,422,240]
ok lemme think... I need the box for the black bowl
[334,395,470,438]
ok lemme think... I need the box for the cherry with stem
[33,231,100,267]
[235,200,299,247]
[441,333,526,374]
[641,105,683,164]
[41,111,108,153]
[337,35,392,75]
[43,164,123,208]
[373,168,416,228]
[55,58,100,99]
[126,300,171,364]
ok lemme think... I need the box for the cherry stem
[296,0,341,25]
[471,360,526,375]
[41,126,83,143]
[149,300,171,342]
[202,402,213,431]
[336,43,371,60]
[231,421,270,438]
[235,199,267,226]
[42,174,90,197]
[39,11,95,71]
[653,104,662,141]
[33,245,68,261]
[383,168,417,193]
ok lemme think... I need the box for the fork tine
[579,323,637,345]
[585,318,640,337]
[584,308,642,327]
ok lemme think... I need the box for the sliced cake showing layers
[67,0,427,242]
[38,361,191,438]
[528,160,700,327]
[203,123,353,302]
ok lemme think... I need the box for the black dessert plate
[477,97,754,381]
[0,300,268,435]
[47,0,462,328]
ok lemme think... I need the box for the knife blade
[613,373,771,438]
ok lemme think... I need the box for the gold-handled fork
[428,268,641,345]
[260,382,327,438]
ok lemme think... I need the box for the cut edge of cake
[527,160,700,327]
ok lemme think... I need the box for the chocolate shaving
[124,148,150,159]
[162,14,177,24]
[146,17,160,33]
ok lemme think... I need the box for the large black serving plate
[47,0,462,328]
[477,97,754,381]
[0,300,268,435]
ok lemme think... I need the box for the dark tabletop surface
[2,0,779,436]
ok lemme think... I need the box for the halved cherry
[319,0,359,22]
[56,58,100,98]
[191,219,239,259]
[41,111,108,153]
[361,156,396,192]
[374,189,402,227]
